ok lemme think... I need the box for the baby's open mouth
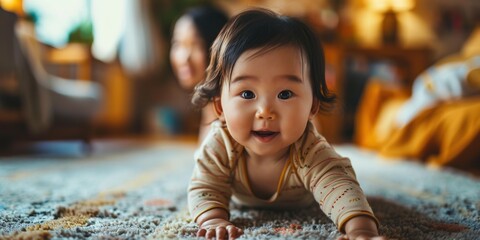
[253,131,276,136]
[252,131,279,142]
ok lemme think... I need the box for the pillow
[395,55,480,127]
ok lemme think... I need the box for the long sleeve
[188,121,239,222]
[293,122,378,232]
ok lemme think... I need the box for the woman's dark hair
[192,8,336,112]
[184,6,228,59]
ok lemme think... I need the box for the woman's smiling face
[170,16,208,91]
[215,45,317,158]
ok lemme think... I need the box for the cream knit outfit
[188,120,377,231]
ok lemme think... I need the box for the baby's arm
[294,126,385,239]
[188,122,244,239]
[195,208,243,239]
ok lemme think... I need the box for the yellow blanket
[355,81,480,170]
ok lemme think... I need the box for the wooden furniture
[315,44,433,143]
[0,21,103,152]
[44,43,92,80]
[345,46,432,87]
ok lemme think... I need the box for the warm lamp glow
[353,0,434,47]
[391,0,415,12]
[367,0,389,12]
[0,0,23,15]
[364,0,416,45]
[367,0,415,12]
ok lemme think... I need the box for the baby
[188,8,385,240]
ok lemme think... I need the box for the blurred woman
[170,5,228,142]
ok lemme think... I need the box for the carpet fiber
[0,141,479,239]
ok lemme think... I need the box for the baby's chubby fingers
[205,228,216,239]
[197,218,242,239]
[227,225,243,239]
[196,228,206,238]
[216,226,228,239]
[197,226,232,240]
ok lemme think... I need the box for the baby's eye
[278,90,293,100]
[241,90,255,99]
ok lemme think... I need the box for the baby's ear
[213,97,225,121]
[309,100,320,119]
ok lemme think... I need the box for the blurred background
[1,0,479,150]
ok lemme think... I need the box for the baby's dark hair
[192,8,336,112]
[183,6,228,60]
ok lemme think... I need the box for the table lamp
[368,0,415,45]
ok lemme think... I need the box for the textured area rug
[0,141,479,239]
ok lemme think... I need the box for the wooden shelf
[315,44,433,143]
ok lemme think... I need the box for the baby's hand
[341,215,387,240]
[197,218,243,240]
[338,231,388,240]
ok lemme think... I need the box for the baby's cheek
[283,111,311,139]
[226,112,248,128]
[224,109,249,137]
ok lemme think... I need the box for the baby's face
[217,45,316,158]
[170,16,208,91]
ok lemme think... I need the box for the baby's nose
[255,106,276,120]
